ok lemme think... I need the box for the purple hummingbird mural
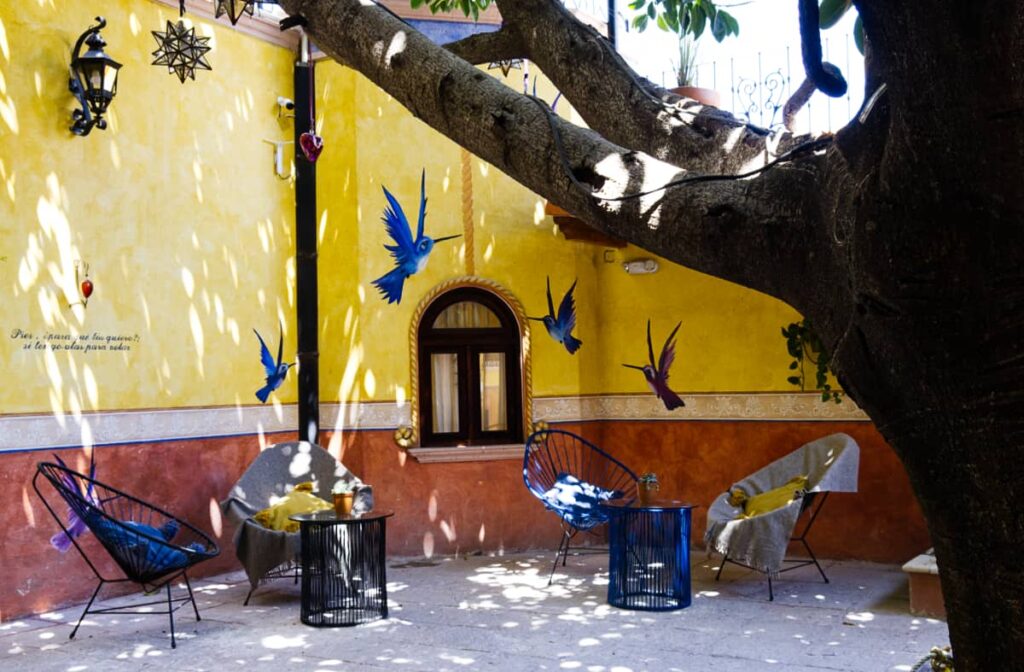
[623,320,686,411]
[49,451,97,553]
[529,277,582,354]
[530,75,563,112]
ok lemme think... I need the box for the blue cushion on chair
[540,473,624,526]
[87,512,206,575]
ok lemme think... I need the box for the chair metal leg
[166,583,177,649]
[243,584,257,606]
[800,538,829,583]
[548,529,571,585]
[715,552,729,582]
[183,573,201,621]
[70,581,104,640]
[767,574,774,601]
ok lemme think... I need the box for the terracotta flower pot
[670,86,721,108]
[333,492,354,516]
[637,481,660,506]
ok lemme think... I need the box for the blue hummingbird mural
[372,170,460,304]
[623,320,686,410]
[529,277,582,354]
[254,325,294,403]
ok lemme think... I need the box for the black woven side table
[601,500,695,611]
[289,510,394,627]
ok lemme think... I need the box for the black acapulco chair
[33,461,220,648]
[523,429,638,584]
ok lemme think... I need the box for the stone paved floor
[0,552,948,672]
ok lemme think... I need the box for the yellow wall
[313,64,804,405]
[0,1,296,415]
[1,6,809,421]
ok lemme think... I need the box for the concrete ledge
[903,548,946,619]
[408,444,523,463]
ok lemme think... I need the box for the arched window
[418,287,523,447]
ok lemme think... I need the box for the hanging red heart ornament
[81,278,94,300]
[299,131,324,163]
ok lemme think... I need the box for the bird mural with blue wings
[529,277,582,354]
[372,170,460,304]
[254,325,294,403]
[49,451,97,553]
[623,320,686,410]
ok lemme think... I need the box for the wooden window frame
[418,287,523,447]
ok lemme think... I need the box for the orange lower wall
[1,420,930,621]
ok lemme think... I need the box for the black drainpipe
[608,0,617,48]
[294,34,319,444]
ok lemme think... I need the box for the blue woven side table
[602,500,694,611]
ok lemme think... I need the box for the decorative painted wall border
[532,393,869,423]
[0,402,409,453]
[0,393,866,453]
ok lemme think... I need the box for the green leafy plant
[817,0,865,54]
[409,0,492,21]
[332,481,356,495]
[638,472,660,486]
[675,34,699,87]
[781,319,842,403]
[628,0,738,42]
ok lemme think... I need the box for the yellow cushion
[739,475,809,519]
[253,482,332,533]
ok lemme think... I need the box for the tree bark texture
[278,0,1024,666]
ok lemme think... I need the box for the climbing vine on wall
[781,319,842,403]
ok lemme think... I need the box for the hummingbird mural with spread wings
[49,451,97,553]
[254,325,294,403]
[529,277,582,355]
[623,320,686,411]
[372,170,460,304]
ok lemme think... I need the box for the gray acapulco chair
[705,433,860,600]
[220,441,373,604]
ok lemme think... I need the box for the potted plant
[636,472,660,505]
[671,35,721,107]
[332,481,356,516]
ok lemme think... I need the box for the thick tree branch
[492,0,792,173]
[445,27,525,64]
[279,0,828,307]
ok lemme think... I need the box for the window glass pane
[431,354,460,433]
[433,301,501,329]
[479,352,507,432]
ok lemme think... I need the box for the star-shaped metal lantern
[151,20,212,84]
[215,0,255,25]
[488,59,523,77]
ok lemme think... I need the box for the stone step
[902,548,946,620]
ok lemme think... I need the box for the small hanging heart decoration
[299,131,324,163]
[81,278,94,300]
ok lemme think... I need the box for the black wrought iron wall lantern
[69,17,122,137]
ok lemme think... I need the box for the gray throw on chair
[704,433,859,575]
[220,441,373,595]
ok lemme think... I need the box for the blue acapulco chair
[523,429,638,583]
[33,461,220,648]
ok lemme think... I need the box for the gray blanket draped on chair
[220,441,373,588]
[704,433,859,575]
